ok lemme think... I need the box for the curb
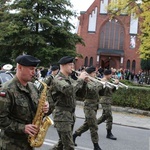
[76,101,150,117]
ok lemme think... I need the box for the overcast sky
[70,0,94,13]
[70,0,94,31]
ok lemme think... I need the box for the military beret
[85,66,96,74]
[104,69,112,75]
[16,55,41,67]
[51,65,59,71]
[58,56,74,65]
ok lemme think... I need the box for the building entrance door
[101,58,116,69]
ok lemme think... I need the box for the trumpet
[111,78,128,89]
[72,69,106,88]
[96,77,119,90]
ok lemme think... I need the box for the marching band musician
[0,55,49,150]
[44,65,59,114]
[73,66,104,150]
[97,69,118,140]
[51,56,88,150]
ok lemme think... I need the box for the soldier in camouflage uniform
[0,55,49,150]
[97,69,117,140]
[51,56,88,150]
[73,66,103,150]
[44,65,59,114]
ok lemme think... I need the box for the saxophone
[28,80,54,147]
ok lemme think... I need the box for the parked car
[0,70,14,87]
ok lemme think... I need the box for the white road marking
[44,139,92,150]
[44,139,57,144]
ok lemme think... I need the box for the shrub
[112,86,150,111]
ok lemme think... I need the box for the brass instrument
[72,69,106,88]
[28,80,54,147]
[111,78,128,89]
[96,77,119,90]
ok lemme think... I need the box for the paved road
[36,118,150,150]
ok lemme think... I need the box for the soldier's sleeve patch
[0,91,6,97]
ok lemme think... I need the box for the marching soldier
[0,55,49,150]
[51,56,88,150]
[97,69,117,140]
[44,65,59,114]
[73,66,103,150]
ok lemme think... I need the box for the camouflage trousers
[52,122,74,150]
[97,103,113,130]
[75,108,99,143]
[0,133,33,150]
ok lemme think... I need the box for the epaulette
[0,91,6,97]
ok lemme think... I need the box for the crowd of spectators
[77,65,150,85]
[0,63,149,85]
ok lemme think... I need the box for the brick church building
[75,0,141,73]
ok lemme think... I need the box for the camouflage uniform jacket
[99,78,116,104]
[44,75,55,114]
[44,74,54,86]
[84,80,103,110]
[52,72,84,122]
[0,76,39,140]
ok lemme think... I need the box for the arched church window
[84,57,88,67]
[132,60,136,72]
[126,60,130,70]
[89,57,93,66]
[99,19,124,50]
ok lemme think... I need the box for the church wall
[76,0,141,73]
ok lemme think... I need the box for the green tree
[108,0,150,59]
[0,0,84,66]
[141,59,150,74]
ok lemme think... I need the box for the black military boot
[73,133,78,146]
[93,143,102,150]
[106,129,117,140]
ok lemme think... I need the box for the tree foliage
[141,59,150,73]
[0,0,84,66]
[108,0,150,59]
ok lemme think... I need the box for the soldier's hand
[43,101,49,114]
[114,79,119,84]
[24,124,38,136]
[78,71,88,81]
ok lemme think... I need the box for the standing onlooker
[124,69,130,80]
[35,68,41,79]
[40,67,47,78]
[98,66,104,78]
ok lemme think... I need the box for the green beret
[16,55,41,67]
[104,69,112,75]
[58,56,74,65]
[85,66,96,74]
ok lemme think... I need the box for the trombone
[72,70,106,88]
[111,78,128,89]
[96,77,119,90]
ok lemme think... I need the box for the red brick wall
[75,0,141,73]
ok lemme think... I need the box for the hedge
[112,86,150,111]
